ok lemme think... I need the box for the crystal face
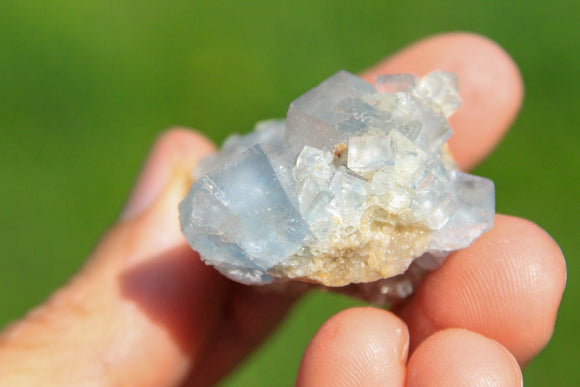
[179,71,495,289]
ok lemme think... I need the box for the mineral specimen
[179,70,495,292]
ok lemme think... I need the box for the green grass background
[1,1,578,385]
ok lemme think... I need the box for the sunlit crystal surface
[179,71,495,291]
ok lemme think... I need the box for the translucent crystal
[412,71,461,117]
[180,144,312,274]
[194,119,285,179]
[375,73,418,93]
[285,71,377,155]
[328,166,368,225]
[348,136,395,174]
[180,70,495,291]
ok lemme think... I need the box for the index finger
[361,32,524,171]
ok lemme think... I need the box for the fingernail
[121,148,172,220]
[121,130,216,220]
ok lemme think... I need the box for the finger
[122,128,215,220]
[407,329,522,387]
[361,32,524,171]
[0,129,228,386]
[296,307,408,387]
[184,284,301,387]
[396,215,567,366]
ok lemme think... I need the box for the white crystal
[180,70,495,289]
[375,73,418,93]
[328,166,368,226]
[294,146,335,188]
[412,71,461,117]
[348,136,395,174]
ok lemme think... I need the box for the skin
[0,32,566,386]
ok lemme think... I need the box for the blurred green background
[1,1,578,385]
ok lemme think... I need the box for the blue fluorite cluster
[179,71,495,289]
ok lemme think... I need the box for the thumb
[0,129,229,386]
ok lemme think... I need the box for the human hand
[0,33,566,386]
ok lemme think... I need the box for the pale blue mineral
[179,70,495,292]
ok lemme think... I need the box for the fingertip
[297,307,408,387]
[160,127,217,160]
[443,34,524,170]
[362,32,524,170]
[408,329,522,387]
[122,127,216,220]
[460,215,566,364]
[400,214,567,365]
[486,216,567,364]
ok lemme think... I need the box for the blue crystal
[180,70,495,288]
